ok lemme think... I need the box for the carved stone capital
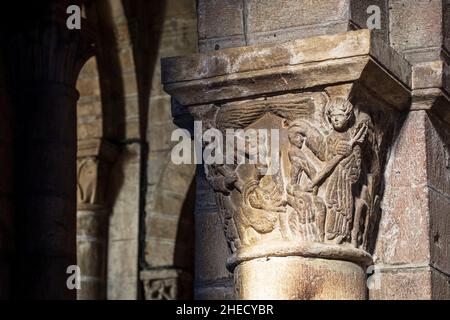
[162,30,412,299]
[140,269,193,300]
[77,139,118,209]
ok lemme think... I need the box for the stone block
[370,267,432,300]
[162,30,411,108]
[78,56,99,79]
[107,143,140,300]
[412,61,445,90]
[107,278,138,300]
[158,163,196,195]
[146,214,181,240]
[145,238,175,267]
[429,189,450,275]
[389,0,443,62]
[146,151,170,186]
[445,0,450,52]
[376,185,430,265]
[199,36,247,52]
[76,76,101,97]
[151,190,187,217]
[118,47,136,73]
[384,111,428,189]
[431,268,450,299]
[426,114,450,197]
[197,0,244,40]
[148,122,177,152]
[245,0,349,45]
[149,95,172,124]
[107,238,139,299]
[159,18,198,56]
[350,0,389,42]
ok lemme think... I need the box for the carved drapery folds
[162,30,412,299]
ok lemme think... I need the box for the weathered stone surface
[163,30,410,108]
[350,0,389,42]
[244,0,349,45]
[164,30,408,84]
[77,239,106,278]
[445,0,450,52]
[370,266,450,300]
[145,238,175,267]
[195,210,233,284]
[431,268,450,299]
[426,114,450,198]
[197,0,245,44]
[107,238,139,299]
[389,0,443,63]
[376,185,430,264]
[412,61,446,90]
[107,143,141,300]
[429,189,450,275]
[369,266,433,300]
[199,36,247,54]
[375,111,430,265]
[236,257,366,300]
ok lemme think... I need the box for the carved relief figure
[300,98,368,244]
[237,171,285,245]
[77,157,98,204]
[286,122,326,242]
[203,93,385,252]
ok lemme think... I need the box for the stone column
[77,139,117,300]
[2,1,94,299]
[370,0,450,299]
[162,30,411,299]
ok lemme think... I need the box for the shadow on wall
[174,177,196,273]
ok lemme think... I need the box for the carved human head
[326,98,354,131]
[288,122,306,148]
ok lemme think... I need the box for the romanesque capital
[163,30,412,299]
[77,139,118,209]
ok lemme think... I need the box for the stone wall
[141,0,198,300]
[75,0,198,300]
[163,0,450,300]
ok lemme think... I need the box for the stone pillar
[370,0,450,299]
[76,139,117,300]
[162,30,411,299]
[2,1,94,299]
